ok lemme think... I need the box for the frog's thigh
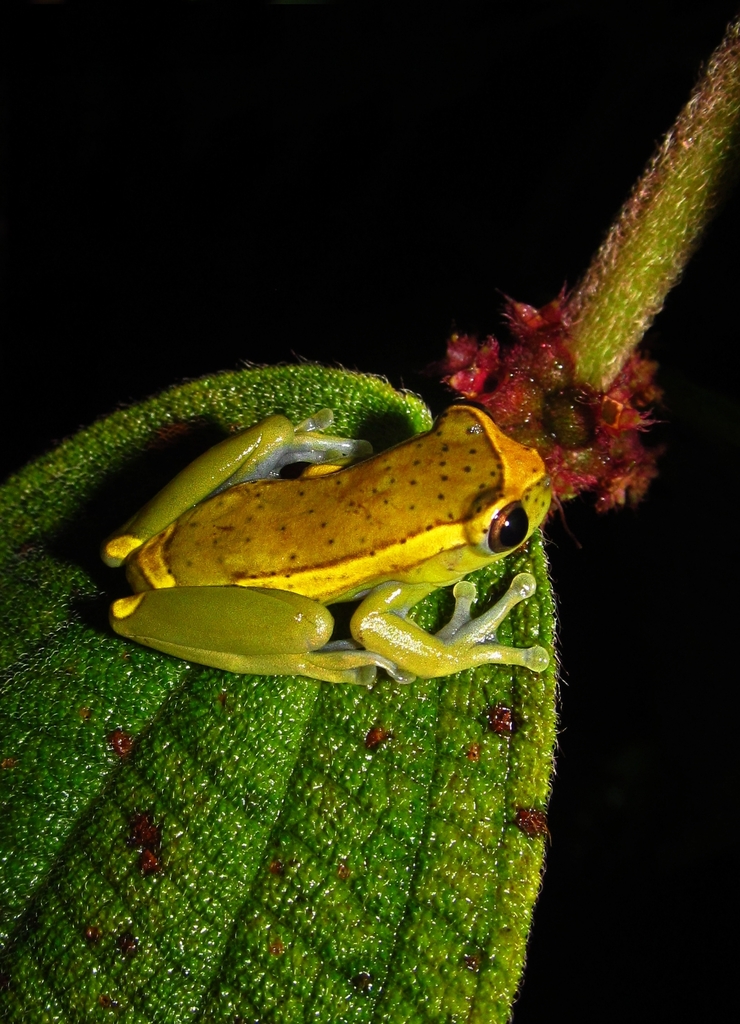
[110,587,383,683]
[111,586,333,671]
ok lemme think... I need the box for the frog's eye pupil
[488,502,529,552]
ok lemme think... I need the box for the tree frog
[102,404,551,685]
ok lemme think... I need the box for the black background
[7,6,740,1021]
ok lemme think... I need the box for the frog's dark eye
[488,502,529,552]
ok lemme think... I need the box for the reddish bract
[429,295,662,510]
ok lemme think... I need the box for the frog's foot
[225,409,373,486]
[351,576,549,679]
[437,574,549,673]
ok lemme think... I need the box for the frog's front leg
[351,576,549,679]
[102,410,371,566]
[109,586,400,685]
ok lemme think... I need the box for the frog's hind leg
[109,585,387,685]
[352,575,549,679]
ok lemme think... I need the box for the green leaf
[0,366,557,1023]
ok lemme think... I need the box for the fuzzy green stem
[565,17,740,391]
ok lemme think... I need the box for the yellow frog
[102,405,551,684]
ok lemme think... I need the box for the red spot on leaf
[269,858,285,876]
[464,953,482,972]
[515,807,550,840]
[128,812,163,874]
[269,938,285,956]
[107,729,133,757]
[365,725,391,749]
[149,421,196,450]
[140,849,162,875]
[487,704,516,735]
[85,926,102,944]
[129,812,161,851]
[465,742,481,761]
[117,932,138,957]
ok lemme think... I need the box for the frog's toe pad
[523,645,549,673]
[510,572,536,600]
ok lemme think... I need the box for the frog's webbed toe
[435,574,534,643]
[434,574,549,673]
